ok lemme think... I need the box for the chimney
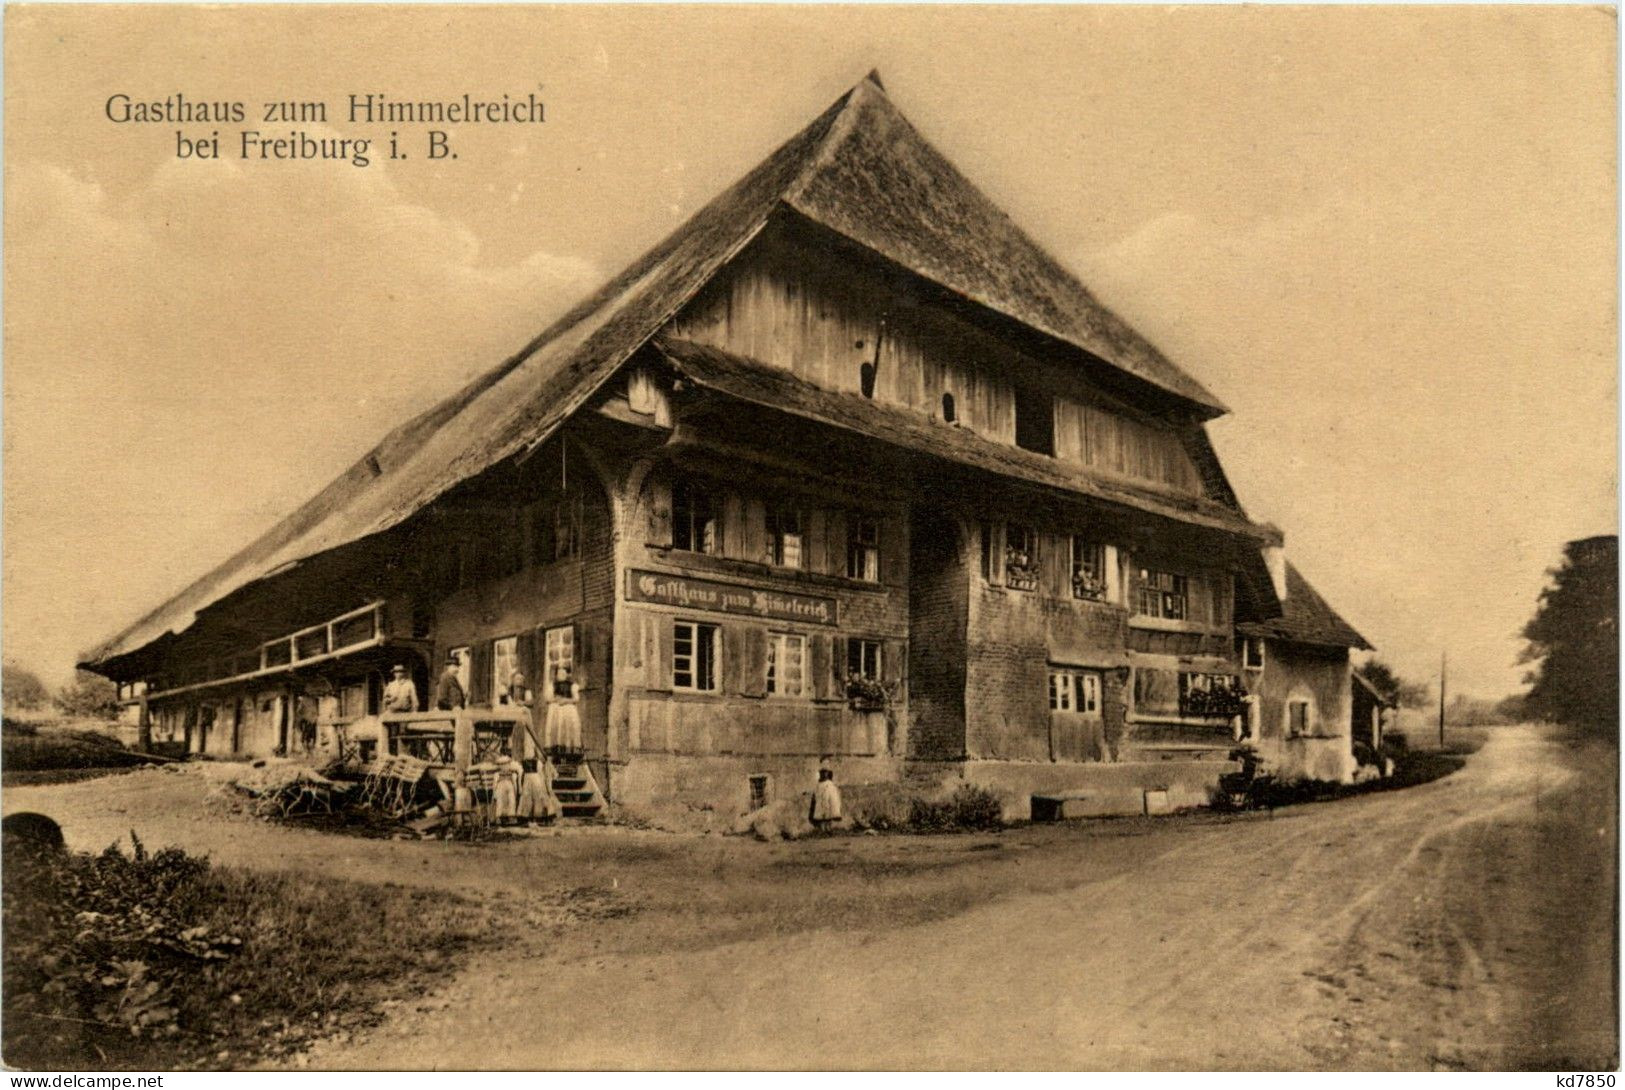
[1263,545,1288,603]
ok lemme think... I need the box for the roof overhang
[653,334,1276,544]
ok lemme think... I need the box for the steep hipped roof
[82,73,1229,672]
[1237,563,1372,651]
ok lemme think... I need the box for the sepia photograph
[1,3,1618,1074]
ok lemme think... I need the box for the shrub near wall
[906,784,1004,832]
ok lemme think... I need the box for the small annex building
[82,73,1378,822]
[1235,558,1374,785]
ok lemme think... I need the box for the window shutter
[652,618,674,693]
[469,640,494,706]
[743,498,767,565]
[883,639,906,691]
[721,491,745,560]
[742,626,768,699]
[516,630,540,695]
[645,474,673,549]
[825,510,848,576]
[880,517,904,586]
[572,620,590,675]
[724,626,749,695]
[811,634,834,700]
[1133,667,1179,717]
[1103,545,1122,604]
[805,509,828,575]
[1042,533,1068,597]
[831,636,849,688]
[1212,575,1234,628]
[988,522,1006,586]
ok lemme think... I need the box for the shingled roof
[1237,563,1372,651]
[82,73,1232,672]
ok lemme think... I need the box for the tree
[2,664,49,711]
[53,671,120,721]
[1357,658,1430,708]
[1518,535,1618,736]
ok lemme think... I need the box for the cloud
[3,150,600,683]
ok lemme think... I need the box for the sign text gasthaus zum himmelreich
[626,570,838,625]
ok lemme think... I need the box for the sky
[3,5,1616,699]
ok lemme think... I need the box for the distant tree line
[3,664,120,720]
[1518,535,1618,738]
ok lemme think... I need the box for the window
[1014,386,1055,456]
[765,506,803,568]
[748,774,771,811]
[941,392,956,424]
[1005,525,1038,591]
[860,362,876,399]
[492,636,519,704]
[1287,699,1312,738]
[1048,669,1101,715]
[1239,636,1265,671]
[1179,672,1244,719]
[848,638,883,681]
[1071,538,1106,601]
[847,516,880,581]
[1136,568,1188,620]
[765,633,807,697]
[544,626,573,694]
[673,621,719,692]
[672,477,719,554]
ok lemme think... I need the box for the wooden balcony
[148,600,389,699]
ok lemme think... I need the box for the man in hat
[382,663,419,713]
[435,653,467,711]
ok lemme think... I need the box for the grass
[2,833,504,1071]
[3,717,149,785]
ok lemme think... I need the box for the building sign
[626,570,838,625]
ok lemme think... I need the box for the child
[810,768,842,833]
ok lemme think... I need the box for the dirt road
[7,724,1615,1069]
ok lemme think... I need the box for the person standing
[506,670,531,710]
[544,665,581,755]
[382,664,419,713]
[435,654,466,711]
[810,768,842,833]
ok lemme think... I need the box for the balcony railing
[148,600,388,698]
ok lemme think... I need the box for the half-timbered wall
[617,457,910,760]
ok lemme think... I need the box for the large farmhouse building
[82,73,1374,820]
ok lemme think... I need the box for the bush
[4,834,496,1069]
[907,785,1004,833]
[53,672,120,721]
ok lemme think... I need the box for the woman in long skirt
[492,756,520,824]
[544,666,582,755]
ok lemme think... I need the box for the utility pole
[1438,650,1447,748]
